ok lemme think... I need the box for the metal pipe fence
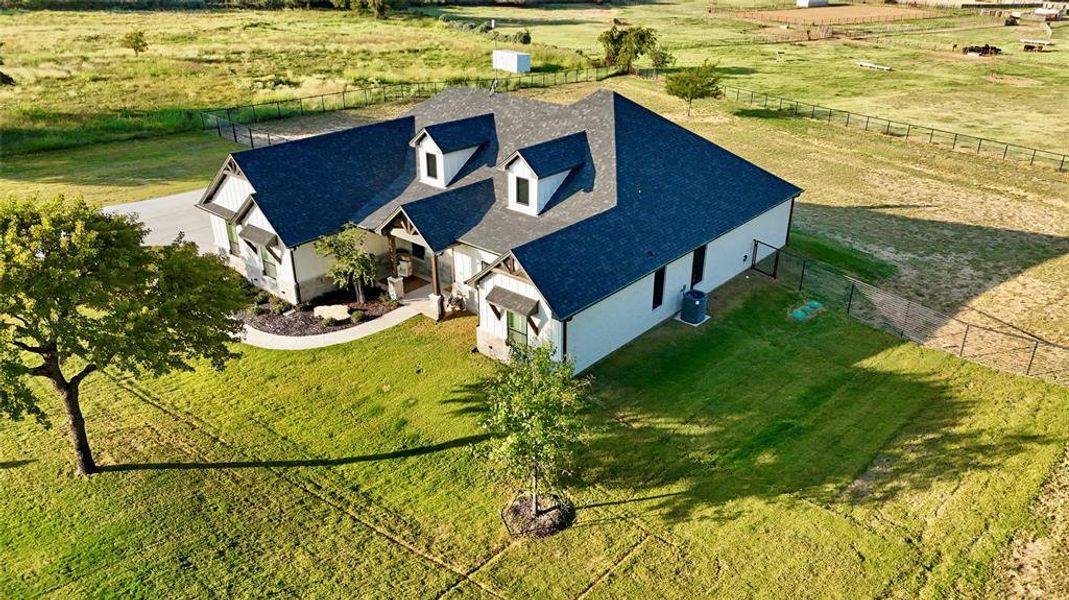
[751,239,1069,386]
[718,83,1069,172]
[199,67,623,148]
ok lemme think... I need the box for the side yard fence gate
[751,240,1069,387]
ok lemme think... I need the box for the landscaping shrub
[351,310,364,323]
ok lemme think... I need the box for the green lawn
[0,133,242,207]
[2,283,1066,597]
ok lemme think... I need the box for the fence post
[1003,145,1009,160]
[772,249,780,278]
[900,301,911,338]
[798,259,807,291]
[845,112,850,127]
[1026,340,1039,375]
[846,282,855,313]
[199,112,206,130]
[959,324,971,357]
[929,128,935,144]
[951,133,958,149]
[1060,155,1066,172]
[1030,148,1036,165]
[976,138,982,154]
[864,116,870,131]
[905,124,911,139]
[275,101,281,119]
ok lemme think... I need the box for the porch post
[429,252,445,321]
[388,235,398,276]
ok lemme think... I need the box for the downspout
[562,317,570,361]
[784,195,798,247]
[289,247,302,304]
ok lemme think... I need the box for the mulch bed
[501,493,576,538]
[240,286,399,337]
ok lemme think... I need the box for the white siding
[565,199,793,372]
[443,146,478,185]
[205,174,254,252]
[452,244,500,310]
[417,136,445,188]
[476,271,560,361]
[506,157,570,216]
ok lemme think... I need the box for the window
[411,244,426,260]
[425,152,438,179]
[652,266,666,309]
[226,223,240,256]
[260,246,278,279]
[515,177,530,206]
[691,244,706,287]
[506,311,528,347]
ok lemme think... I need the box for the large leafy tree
[665,60,723,116]
[0,197,248,476]
[482,344,589,517]
[598,26,658,72]
[314,223,379,303]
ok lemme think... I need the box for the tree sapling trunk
[531,462,540,517]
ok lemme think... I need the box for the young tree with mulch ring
[0,196,248,476]
[482,343,589,537]
[665,60,723,116]
[314,223,379,303]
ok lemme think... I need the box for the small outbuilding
[796,0,829,7]
[492,50,531,74]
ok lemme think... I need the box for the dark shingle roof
[224,88,801,320]
[510,94,802,319]
[509,131,589,177]
[398,180,495,253]
[420,114,495,153]
[230,117,414,247]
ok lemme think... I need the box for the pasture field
[425,1,1069,150]
[2,283,1067,598]
[1,3,1068,153]
[0,9,585,153]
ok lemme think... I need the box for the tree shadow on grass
[101,434,489,472]
[568,283,1060,524]
[0,459,36,469]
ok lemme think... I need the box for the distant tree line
[0,0,590,9]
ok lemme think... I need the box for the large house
[197,88,802,371]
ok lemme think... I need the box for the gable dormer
[500,132,588,216]
[410,114,495,189]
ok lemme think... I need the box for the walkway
[240,283,435,350]
[241,305,421,350]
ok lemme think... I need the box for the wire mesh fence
[200,67,623,148]
[752,240,1069,386]
[720,84,1069,172]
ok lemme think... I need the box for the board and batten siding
[476,271,560,362]
[452,244,500,309]
[563,198,793,372]
[207,175,254,253]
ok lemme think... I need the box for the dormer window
[515,177,530,206]
[499,132,588,217]
[425,153,438,179]
[410,114,495,189]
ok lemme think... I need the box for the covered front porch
[375,211,455,321]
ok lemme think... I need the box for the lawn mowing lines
[110,376,509,600]
[572,533,650,600]
[432,540,517,600]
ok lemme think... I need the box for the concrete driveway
[104,188,212,252]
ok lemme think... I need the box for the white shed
[796,0,828,6]
[492,50,531,74]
